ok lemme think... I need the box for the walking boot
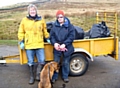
[29,65,34,84]
[35,64,44,81]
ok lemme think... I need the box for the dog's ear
[52,64,54,67]
[50,61,56,67]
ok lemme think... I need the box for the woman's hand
[60,44,65,49]
[60,44,68,51]
[60,47,68,52]
[54,43,60,51]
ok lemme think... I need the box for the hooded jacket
[18,15,49,49]
[50,17,75,57]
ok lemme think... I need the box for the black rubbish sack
[46,21,54,33]
[74,26,84,40]
[88,21,111,38]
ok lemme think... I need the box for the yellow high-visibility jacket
[18,16,49,49]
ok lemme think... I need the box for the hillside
[0,1,120,40]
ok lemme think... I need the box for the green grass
[0,3,120,43]
[0,40,18,46]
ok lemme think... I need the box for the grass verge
[0,40,18,46]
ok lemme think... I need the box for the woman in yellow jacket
[18,4,50,84]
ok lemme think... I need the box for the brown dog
[38,61,59,88]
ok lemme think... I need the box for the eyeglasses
[57,16,64,19]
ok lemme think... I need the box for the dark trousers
[52,53,70,80]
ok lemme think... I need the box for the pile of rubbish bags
[46,21,111,40]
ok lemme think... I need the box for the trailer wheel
[69,54,89,76]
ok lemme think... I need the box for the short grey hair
[27,4,37,13]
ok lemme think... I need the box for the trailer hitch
[0,55,20,65]
[0,56,7,66]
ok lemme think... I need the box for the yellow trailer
[18,11,119,76]
[0,11,119,76]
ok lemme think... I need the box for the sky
[0,0,36,7]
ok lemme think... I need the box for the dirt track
[0,45,120,88]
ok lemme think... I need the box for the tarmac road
[0,45,120,88]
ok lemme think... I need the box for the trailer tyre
[69,54,89,76]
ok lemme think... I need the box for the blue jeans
[26,48,45,66]
[52,53,70,80]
